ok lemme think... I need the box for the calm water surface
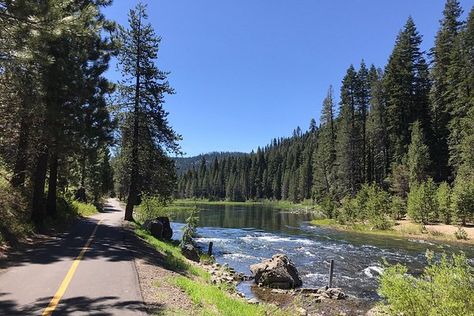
[169,204,474,300]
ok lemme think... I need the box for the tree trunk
[46,152,59,217]
[31,147,49,226]
[125,14,142,222]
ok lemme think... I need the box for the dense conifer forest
[0,1,179,233]
[177,1,474,226]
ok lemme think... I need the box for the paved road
[0,199,147,315]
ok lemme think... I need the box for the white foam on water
[304,272,326,281]
[194,237,230,244]
[223,253,257,260]
[408,239,435,246]
[240,235,315,245]
[363,266,384,278]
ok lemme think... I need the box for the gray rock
[250,254,302,289]
[143,217,173,240]
[181,243,200,262]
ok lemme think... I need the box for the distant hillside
[174,152,247,175]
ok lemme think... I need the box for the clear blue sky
[104,0,473,157]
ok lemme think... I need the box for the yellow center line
[42,219,103,316]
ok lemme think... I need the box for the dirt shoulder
[311,218,474,245]
[393,220,474,244]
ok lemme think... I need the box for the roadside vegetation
[134,225,287,316]
[0,163,100,245]
[378,252,474,316]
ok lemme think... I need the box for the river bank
[133,224,376,315]
[172,199,318,212]
[310,218,474,245]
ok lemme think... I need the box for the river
[168,204,474,300]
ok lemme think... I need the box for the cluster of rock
[295,286,346,301]
[180,243,200,262]
[250,254,303,289]
[206,262,247,286]
[143,217,173,240]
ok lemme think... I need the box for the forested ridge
[0,1,179,241]
[177,1,474,226]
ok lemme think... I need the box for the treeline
[177,1,474,225]
[0,1,178,230]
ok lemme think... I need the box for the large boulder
[250,254,302,289]
[181,243,200,262]
[149,220,163,239]
[142,217,173,240]
[156,217,173,240]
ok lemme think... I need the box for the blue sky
[104,0,474,157]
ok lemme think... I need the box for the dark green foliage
[312,86,337,200]
[383,17,432,165]
[0,0,116,227]
[407,121,431,185]
[447,6,474,176]
[177,133,317,203]
[430,0,463,182]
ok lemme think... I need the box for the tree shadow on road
[0,292,157,315]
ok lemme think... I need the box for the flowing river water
[169,204,474,301]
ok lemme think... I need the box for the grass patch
[310,218,337,226]
[135,226,208,279]
[398,222,424,235]
[171,276,285,316]
[72,201,98,217]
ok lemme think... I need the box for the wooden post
[328,259,334,288]
[207,241,213,256]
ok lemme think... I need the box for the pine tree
[407,121,431,185]
[430,0,463,182]
[448,6,474,177]
[336,65,359,196]
[356,61,371,182]
[118,3,180,221]
[384,17,432,165]
[313,86,337,199]
[367,66,389,185]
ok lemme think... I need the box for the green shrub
[390,195,406,220]
[320,196,337,219]
[379,252,474,316]
[180,206,199,247]
[336,184,393,230]
[407,179,438,224]
[370,215,393,231]
[437,182,453,224]
[0,165,32,244]
[452,176,474,226]
[454,227,468,240]
[135,195,170,224]
[337,197,357,224]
